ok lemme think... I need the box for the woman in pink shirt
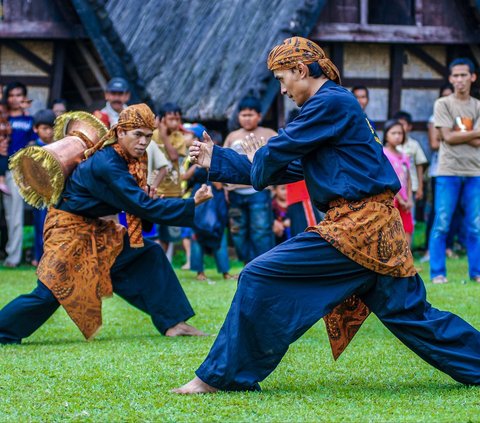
[383,119,414,246]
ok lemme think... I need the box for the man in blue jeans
[223,97,277,263]
[430,58,480,284]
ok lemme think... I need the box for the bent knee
[35,281,58,304]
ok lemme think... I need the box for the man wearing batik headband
[175,37,480,394]
[0,103,213,344]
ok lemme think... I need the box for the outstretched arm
[189,131,305,186]
[208,146,253,184]
[189,132,253,184]
[207,142,305,186]
[91,156,197,227]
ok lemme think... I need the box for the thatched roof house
[71,0,326,124]
[3,0,480,133]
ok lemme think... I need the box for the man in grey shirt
[429,58,480,284]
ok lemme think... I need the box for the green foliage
[0,259,479,422]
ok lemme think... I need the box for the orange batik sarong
[306,190,417,359]
[37,208,126,340]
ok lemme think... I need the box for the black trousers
[0,238,194,343]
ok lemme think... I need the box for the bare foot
[196,272,207,281]
[165,322,208,337]
[223,273,238,280]
[432,275,448,284]
[446,248,459,259]
[172,376,218,394]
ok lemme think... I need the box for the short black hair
[393,110,412,125]
[449,58,476,74]
[383,119,405,145]
[351,85,369,97]
[33,109,56,127]
[51,98,68,108]
[238,96,262,114]
[306,62,324,79]
[3,81,27,104]
[439,83,453,96]
[157,102,182,118]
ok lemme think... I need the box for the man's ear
[117,128,125,139]
[297,62,309,79]
[472,73,477,83]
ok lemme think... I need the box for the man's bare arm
[440,127,480,145]
[468,138,480,147]
[157,119,179,161]
[428,122,440,151]
[151,167,167,189]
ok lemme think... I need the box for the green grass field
[0,255,479,422]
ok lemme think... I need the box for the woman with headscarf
[0,104,212,344]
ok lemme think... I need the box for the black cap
[33,109,56,127]
[106,77,129,93]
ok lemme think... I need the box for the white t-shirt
[146,141,168,185]
[397,136,428,192]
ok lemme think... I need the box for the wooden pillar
[388,45,404,118]
[75,41,107,90]
[330,43,344,79]
[360,0,368,25]
[415,0,423,26]
[49,41,66,105]
[66,61,92,105]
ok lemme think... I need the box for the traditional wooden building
[2,0,480,142]
[0,0,109,113]
[312,0,480,144]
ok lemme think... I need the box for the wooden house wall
[0,0,96,111]
[0,1,108,112]
[0,41,54,114]
[0,0,84,38]
[303,0,480,153]
[338,43,446,124]
[318,0,474,28]
[323,42,449,150]
[422,0,476,27]
[317,0,359,24]
[2,0,66,22]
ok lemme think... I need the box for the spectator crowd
[1,56,479,284]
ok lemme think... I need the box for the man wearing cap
[0,104,212,344]
[174,37,480,394]
[94,77,131,128]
